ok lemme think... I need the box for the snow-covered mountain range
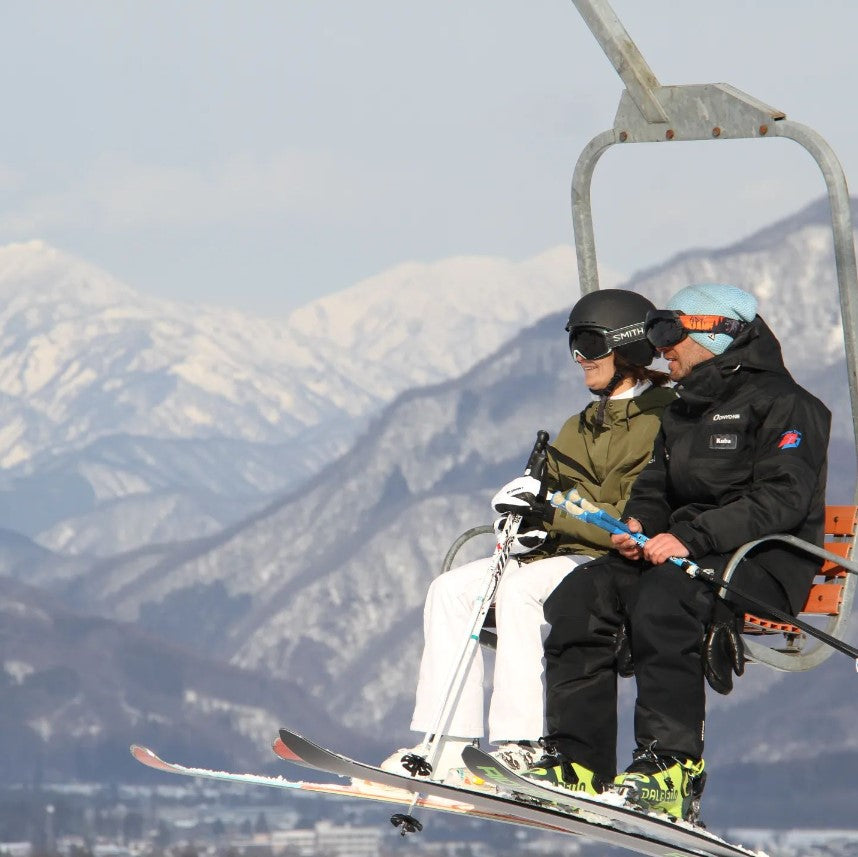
[0,240,616,551]
[2,198,858,826]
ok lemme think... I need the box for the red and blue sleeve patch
[777,429,803,450]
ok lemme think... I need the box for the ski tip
[272,736,303,763]
[272,729,321,770]
[130,744,174,773]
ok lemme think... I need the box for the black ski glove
[703,600,745,695]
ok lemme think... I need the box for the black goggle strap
[603,321,648,348]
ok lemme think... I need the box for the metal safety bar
[719,532,858,671]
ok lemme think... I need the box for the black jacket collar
[676,316,790,411]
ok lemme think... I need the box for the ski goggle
[644,310,747,349]
[566,322,647,361]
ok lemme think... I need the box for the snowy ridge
[0,240,606,548]
[627,220,847,369]
[0,241,598,470]
[288,247,607,386]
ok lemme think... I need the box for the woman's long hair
[613,351,671,387]
[589,351,671,428]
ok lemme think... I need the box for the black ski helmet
[565,289,657,367]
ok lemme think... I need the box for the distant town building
[267,820,381,857]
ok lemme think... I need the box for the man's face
[659,336,716,381]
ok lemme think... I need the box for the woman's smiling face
[575,350,618,392]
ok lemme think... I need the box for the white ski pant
[410,553,589,744]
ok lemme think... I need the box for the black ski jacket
[623,316,831,614]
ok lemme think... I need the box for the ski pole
[551,490,858,664]
[391,429,550,835]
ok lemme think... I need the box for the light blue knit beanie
[667,284,758,355]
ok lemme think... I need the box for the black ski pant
[542,552,792,784]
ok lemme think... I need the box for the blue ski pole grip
[524,430,550,479]
[550,490,647,543]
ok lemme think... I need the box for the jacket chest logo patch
[709,433,738,450]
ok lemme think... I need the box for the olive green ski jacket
[532,384,676,559]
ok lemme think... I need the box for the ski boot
[489,741,539,772]
[613,745,706,823]
[523,743,603,795]
[380,737,480,786]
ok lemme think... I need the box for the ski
[461,746,756,857]
[128,744,561,833]
[274,728,760,857]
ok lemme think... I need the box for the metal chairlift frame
[441,1,858,670]
[569,0,858,670]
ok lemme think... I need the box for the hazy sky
[2,2,857,315]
